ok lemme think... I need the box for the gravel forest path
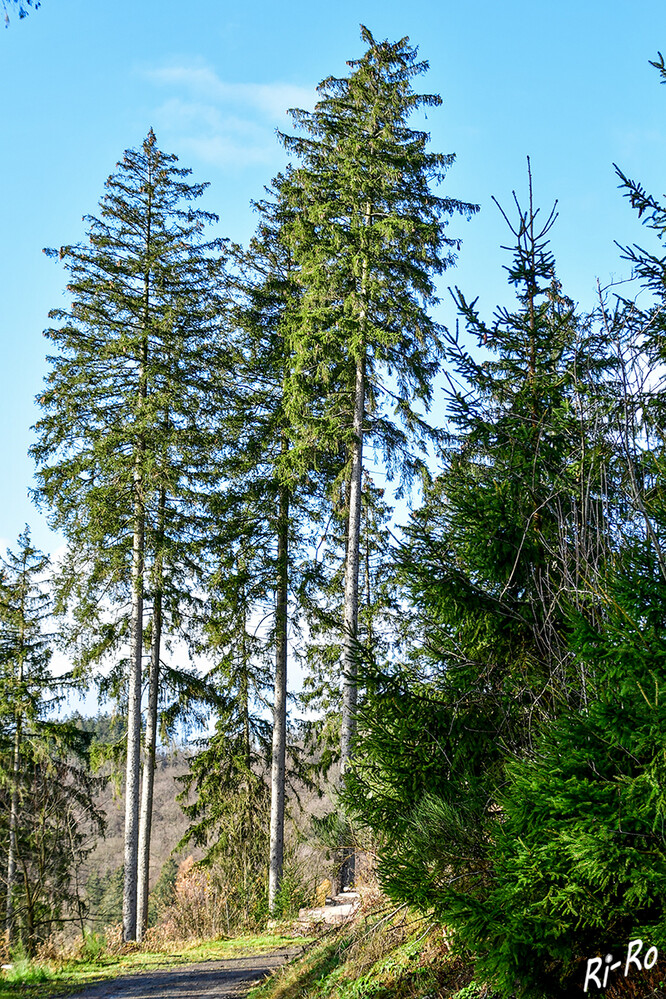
[59,951,299,999]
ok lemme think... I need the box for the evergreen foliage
[221,169,345,909]
[34,128,229,678]
[2,0,39,26]
[14,29,666,992]
[444,548,666,997]
[299,473,400,776]
[147,857,178,927]
[88,866,125,930]
[279,24,477,485]
[175,524,275,918]
[0,529,105,953]
[344,174,623,993]
[177,586,272,867]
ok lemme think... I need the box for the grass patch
[3,958,52,986]
[246,913,476,999]
[248,932,353,999]
[0,933,307,999]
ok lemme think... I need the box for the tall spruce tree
[223,173,322,912]
[32,130,229,940]
[279,27,477,881]
[227,179,297,914]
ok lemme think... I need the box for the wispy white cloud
[151,97,276,166]
[142,60,315,168]
[146,64,315,118]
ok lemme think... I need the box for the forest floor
[0,936,305,999]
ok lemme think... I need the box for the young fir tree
[177,538,273,925]
[442,541,666,999]
[360,103,666,993]
[344,175,615,930]
[0,527,53,945]
[458,64,666,990]
[279,26,477,880]
[613,52,666,571]
[32,130,230,940]
[0,528,105,952]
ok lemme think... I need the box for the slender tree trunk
[6,710,21,945]
[24,872,34,957]
[338,198,371,889]
[7,585,27,946]
[239,603,256,896]
[340,357,364,770]
[136,485,164,940]
[339,353,365,889]
[269,472,289,914]
[363,475,373,647]
[123,212,151,939]
[123,473,145,942]
[241,612,253,839]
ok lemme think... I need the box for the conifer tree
[228,181,296,914]
[0,527,52,945]
[444,545,666,998]
[613,52,666,570]
[177,540,273,923]
[32,130,229,940]
[344,174,615,926]
[224,173,323,911]
[279,27,477,881]
[0,528,104,952]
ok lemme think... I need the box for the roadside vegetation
[0,933,303,999]
[247,896,478,999]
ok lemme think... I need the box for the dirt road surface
[60,951,299,999]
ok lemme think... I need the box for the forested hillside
[2,16,666,999]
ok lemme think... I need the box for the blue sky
[2,0,666,560]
